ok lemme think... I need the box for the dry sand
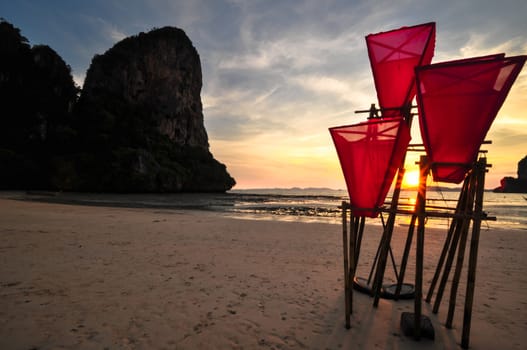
[0,198,526,349]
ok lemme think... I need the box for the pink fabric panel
[367,22,435,117]
[330,118,411,217]
[416,55,526,183]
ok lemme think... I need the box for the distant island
[0,20,235,192]
[493,155,527,193]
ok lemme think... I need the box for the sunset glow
[3,1,525,190]
[403,170,421,188]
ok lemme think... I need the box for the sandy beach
[1,197,526,349]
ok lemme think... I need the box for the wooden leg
[395,214,416,300]
[414,155,429,340]
[388,245,399,282]
[372,225,391,306]
[364,234,381,293]
[426,177,470,303]
[355,216,365,267]
[414,212,425,340]
[462,159,486,349]
[445,217,470,328]
[432,176,474,313]
[342,202,350,329]
[350,215,357,315]
[446,171,477,328]
[373,166,405,307]
[432,217,463,314]
[462,223,480,348]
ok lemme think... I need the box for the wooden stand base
[400,312,435,340]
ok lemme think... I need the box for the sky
[2,0,526,189]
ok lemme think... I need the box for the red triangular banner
[367,22,436,117]
[416,54,526,183]
[329,118,411,217]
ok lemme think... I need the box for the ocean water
[227,188,527,231]
[5,187,527,232]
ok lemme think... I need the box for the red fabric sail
[329,118,411,217]
[416,54,526,183]
[367,22,436,117]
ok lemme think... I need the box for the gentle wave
[228,188,527,231]
[3,188,526,231]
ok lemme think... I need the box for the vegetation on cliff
[0,19,235,192]
[0,20,79,189]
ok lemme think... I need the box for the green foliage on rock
[0,20,79,190]
[0,20,235,192]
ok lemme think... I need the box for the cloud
[459,34,527,59]
[72,73,86,88]
[290,73,372,105]
[82,16,128,47]
[4,0,527,188]
[106,26,127,42]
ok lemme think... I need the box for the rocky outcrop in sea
[493,155,527,193]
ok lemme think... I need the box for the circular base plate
[352,276,373,295]
[352,276,415,300]
[381,283,415,300]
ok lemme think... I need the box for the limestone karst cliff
[0,20,79,189]
[80,27,209,150]
[0,20,235,192]
[74,26,235,192]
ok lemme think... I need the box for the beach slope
[0,198,525,349]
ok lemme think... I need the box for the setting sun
[403,170,420,188]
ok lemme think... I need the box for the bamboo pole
[355,216,365,266]
[414,155,429,340]
[342,201,350,329]
[388,245,400,282]
[394,213,416,299]
[342,205,495,221]
[350,214,357,315]
[372,166,406,307]
[367,234,384,286]
[371,227,389,302]
[446,169,477,328]
[371,105,414,307]
[432,186,471,314]
[368,212,388,296]
[426,176,471,303]
[462,158,486,349]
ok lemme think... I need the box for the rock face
[74,26,235,192]
[0,20,235,192]
[0,20,79,189]
[518,156,527,180]
[493,155,527,193]
[81,27,208,150]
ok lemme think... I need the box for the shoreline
[2,190,526,232]
[1,198,526,349]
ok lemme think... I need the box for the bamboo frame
[339,157,491,348]
[371,103,413,307]
[412,157,488,347]
[340,201,368,329]
[340,102,492,348]
[462,158,486,348]
[337,103,416,312]
[425,176,471,303]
